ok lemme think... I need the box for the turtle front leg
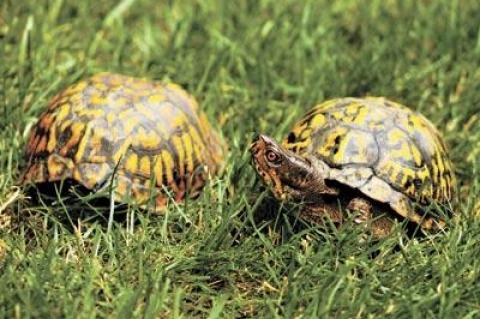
[347,197,394,238]
[299,200,344,224]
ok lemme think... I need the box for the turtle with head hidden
[21,73,225,210]
[250,97,455,237]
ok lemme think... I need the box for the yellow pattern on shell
[161,150,174,184]
[283,97,455,225]
[125,153,138,175]
[22,72,224,209]
[139,156,151,177]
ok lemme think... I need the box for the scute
[22,72,224,209]
[283,97,455,225]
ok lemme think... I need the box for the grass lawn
[1,0,480,317]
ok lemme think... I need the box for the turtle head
[250,134,334,201]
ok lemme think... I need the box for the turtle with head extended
[250,97,455,237]
[21,72,224,210]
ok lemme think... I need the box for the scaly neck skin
[283,155,339,203]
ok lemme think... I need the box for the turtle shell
[21,72,224,209]
[282,97,455,228]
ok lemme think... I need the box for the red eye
[266,150,281,163]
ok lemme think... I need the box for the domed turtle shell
[21,72,225,209]
[282,97,455,228]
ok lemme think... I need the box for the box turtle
[250,97,455,237]
[21,72,224,209]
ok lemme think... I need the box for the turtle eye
[265,149,282,165]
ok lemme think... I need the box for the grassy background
[1,0,480,317]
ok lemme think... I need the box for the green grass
[1,0,480,317]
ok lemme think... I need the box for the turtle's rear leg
[347,197,394,238]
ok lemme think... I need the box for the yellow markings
[389,142,413,162]
[115,177,129,198]
[136,102,158,120]
[120,87,135,98]
[165,83,183,92]
[147,94,165,105]
[83,170,99,187]
[125,153,138,174]
[92,82,108,92]
[409,115,424,130]
[89,94,107,107]
[131,180,149,203]
[436,153,445,175]
[283,123,312,152]
[387,128,406,144]
[89,127,104,150]
[312,99,337,113]
[290,123,308,139]
[410,144,423,166]
[309,114,326,128]
[118,108,133,120]
[439,178,447,200]
[332,134,350,163]
[316,127,348,158]
[47,155,72,178]
[139,156,151,176]
[189,125,205,155]
[399,169,413,191]
[106,113,116,124]
[161,150,174,183]
[60,122,84,157]
[198,114,211,136]
[55,104,71,124]
[284,140,310,153]
[417,169,431,198]
[74,123,92,163]
[122,117,140,136]
[78,108,104,118]
[352,106,368,125]
[62,81,87,97]
[330,110,345,120]
[335,131,368,164]
[59,119,72,132]
[172,114,188,128]
[299,128,312,140]
[389,166,400,187]
[72,167,82,182]
[182,133,195,172]
[345,103,361,115]
[431,162,439,183]
[171,135,186,175]
[69,94,84,111]
[91,155,107,163]
[115,96,129,108]
[47,124,57,152]
[112,137,131,163]
[141,131,160,150]
[153,156,164,185]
